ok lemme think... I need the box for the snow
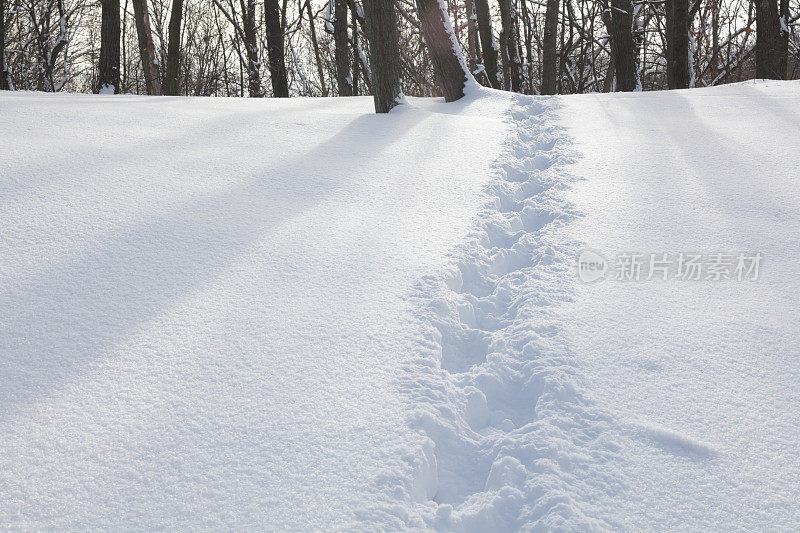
[0,90,509,529]
[558,80,800,529]
[2,80,799,530]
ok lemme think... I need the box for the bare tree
[132,0,163,94]
[610,0,639,90]
[1,0,797,97]
[363,0,402,111]
[242,0,263,96]
[264,0,288,96]
[164,0,183,94]
[474,0,500,88]
[541,0,559,94]
[97,0,121,93]
[665,0,690,88]
[20,0,70,91]
[464,0,480,76]
[498,0,522,91]
[754,0,789,78]
[333,0,352,95]
[415,0,469,100]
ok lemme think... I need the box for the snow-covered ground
[559,81,800,529]
[1,81,798,530]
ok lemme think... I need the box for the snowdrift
[1,80,798,530]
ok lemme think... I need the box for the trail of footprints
[406,95,584,520]
[439,97,567,381]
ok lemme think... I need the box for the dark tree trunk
[241,0,263,96]
[610,0,639,91]
[541,0,559,94]
[520,0,534,91]
[363,0,403,112]
[414,0,468,101]
[754,0,788,79]
[465,0,480,76]
[264,0,289,96]
[498,0,522,92]
[1,0,10,90]
[474,0,500,88]
[164,0,183,95]
[334,0,352,95]
[132,0,163,94]
[665,0,689,88]
[97,0,121,93]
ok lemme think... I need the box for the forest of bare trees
[0,0,797,110]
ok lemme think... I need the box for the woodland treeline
[0,0,797,111]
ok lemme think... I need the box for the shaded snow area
[1,81,799,530]
[0,91,508,529]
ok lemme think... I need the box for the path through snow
[400,94,623,530]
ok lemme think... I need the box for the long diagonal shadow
[0,108,427,418]
[735,82,800,126]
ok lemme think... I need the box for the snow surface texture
[0,90,510,529]
[402,81,800,531]
[399,95,623,530]
[2,80,799,530]
[558,80,800,530]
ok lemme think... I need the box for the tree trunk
[665,0,689,88]
[264,0,289,96]
[754,0,788,79]
[464,0,480,76]
[164,0,183,95]
[541,0,559,94]
[610,0,639,91]
[414,0,469,100]
[334,0,352,95]
[363,0,403,112]
[241,0,263,96]
[97,0,121,93]
[474,0,500,88]
[132,0,163,94]
[497,0,522,92]
[1,0,9,90]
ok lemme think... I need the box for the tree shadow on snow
[0,108,427,417]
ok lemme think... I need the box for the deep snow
[0,91,509,529]
[560,81,800,529]
[1,81,799,530]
